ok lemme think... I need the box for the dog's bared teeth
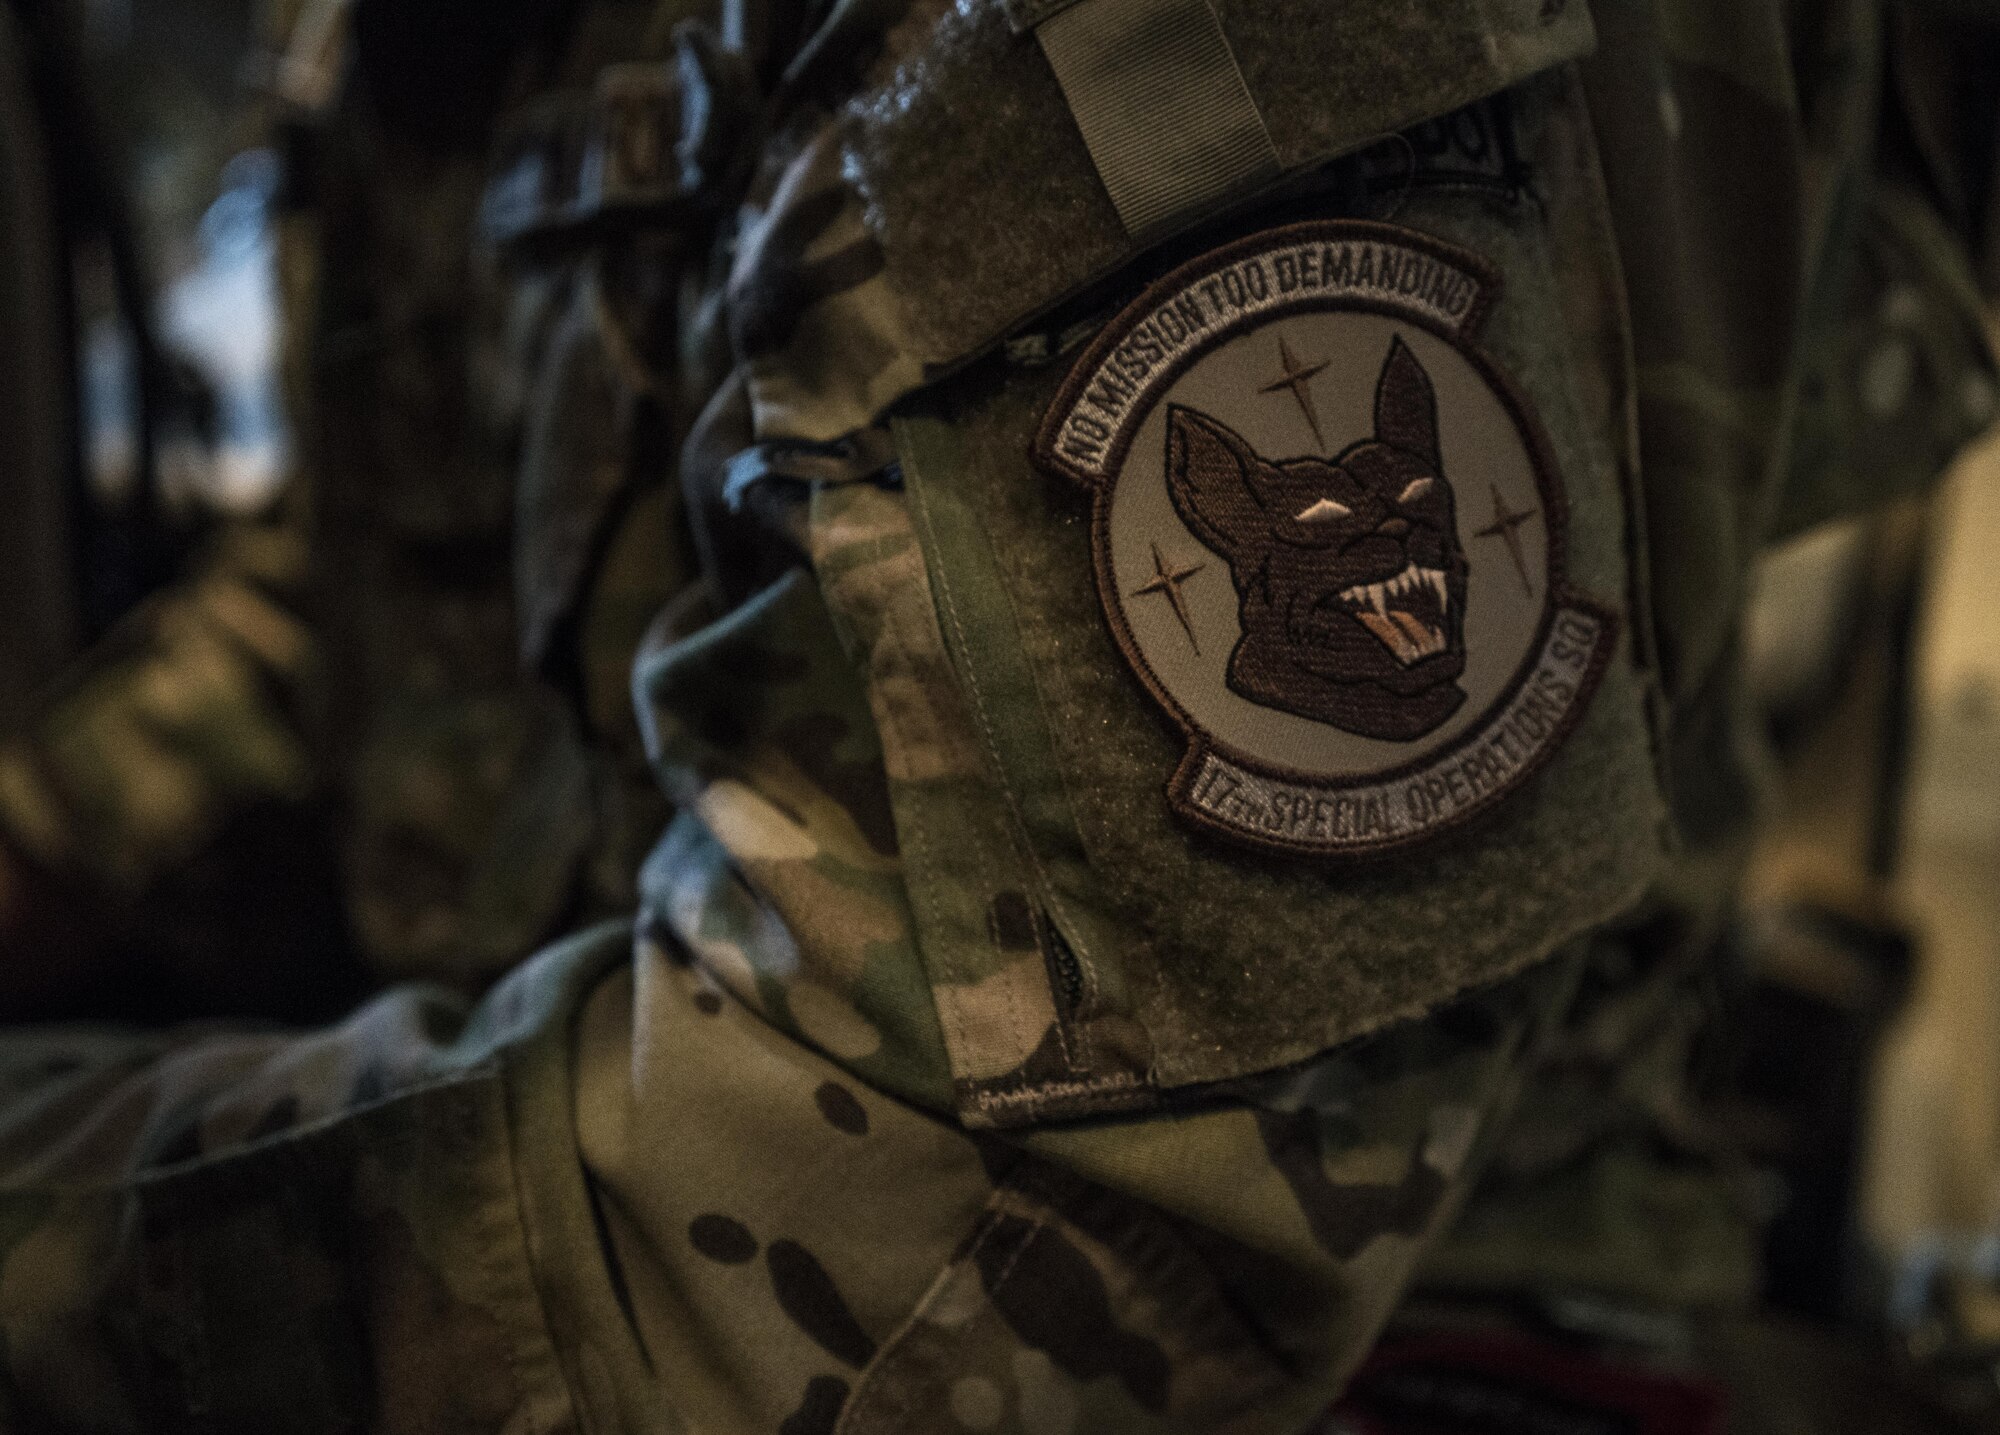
[1425,569,1448,611]
[1356,612,1418,662]
[1369,584,1388,616]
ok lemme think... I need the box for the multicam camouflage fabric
[0,0,1994,1431]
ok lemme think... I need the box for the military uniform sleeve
[542,0,1663,1427]
[0,1,1991,1431]
[0,925,627,1434]
[0,2,1629,1424]
[549,0,1995,1426]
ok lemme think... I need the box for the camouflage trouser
[0,916,1601,1434]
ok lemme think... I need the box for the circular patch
[1033,220,1614,857]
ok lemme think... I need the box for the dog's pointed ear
[1373,336,1440,469]
[1166,406,1271,561]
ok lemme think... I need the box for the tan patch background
[1105,312,1551,779]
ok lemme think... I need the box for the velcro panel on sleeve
[735,0,1595,444]
[1034,0,1279,239]
[853,73,1666,1125]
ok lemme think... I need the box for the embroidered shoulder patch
[1032,220,1614,857]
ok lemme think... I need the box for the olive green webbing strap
[1028,0,1280,239]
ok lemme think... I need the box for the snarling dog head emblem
[1165,337,1470,741]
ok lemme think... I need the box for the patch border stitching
[1029,218,1618,859]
